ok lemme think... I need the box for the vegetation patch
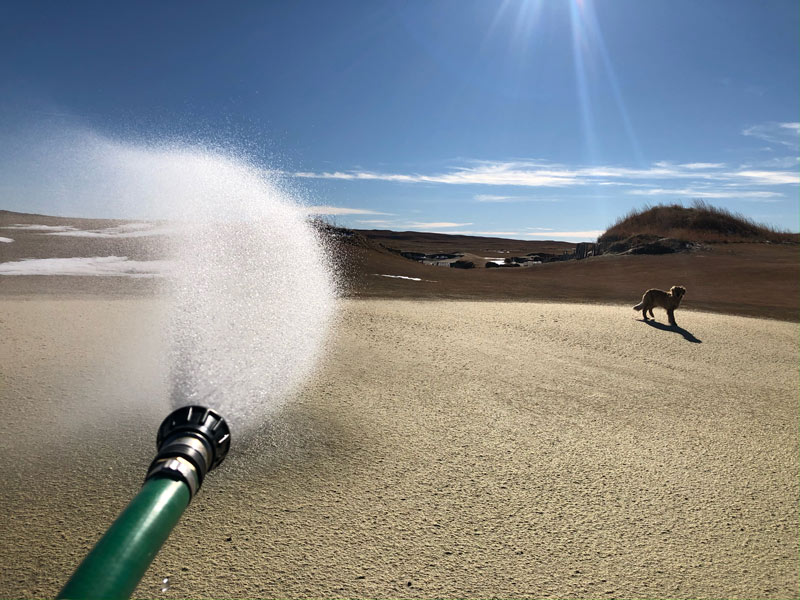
[598,201,797,253]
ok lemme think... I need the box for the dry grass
[598,201,798,246]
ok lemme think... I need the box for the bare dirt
[0,298,797,599]
[338,230,799,322]
[2,210,798,321]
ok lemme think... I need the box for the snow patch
[1,224,77,232]
[0,256,173,277]
[376,274,422,281]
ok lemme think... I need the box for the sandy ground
[0,297,797,599]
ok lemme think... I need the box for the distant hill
[598,202,798,253]
[353,229,575,256]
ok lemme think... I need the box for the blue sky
[1,0,797,240]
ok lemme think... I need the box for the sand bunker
[0,298,797,599]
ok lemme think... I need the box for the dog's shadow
[640,319,702,343]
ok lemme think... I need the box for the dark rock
[450,260,475,269]
[628,237,691,255]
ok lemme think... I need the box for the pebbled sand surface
[0,297,797,599]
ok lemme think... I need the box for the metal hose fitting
[145,405,231,499]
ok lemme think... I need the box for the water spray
[57,406,231,600]
[10,129,336,597]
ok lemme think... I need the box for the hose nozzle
[146,405,231,498]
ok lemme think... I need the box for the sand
[0,297,797,599]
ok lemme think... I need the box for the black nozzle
[146,405,231,498]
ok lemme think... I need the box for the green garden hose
[57,405,230,600]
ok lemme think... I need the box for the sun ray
[569,0,598,163]
[569,0,643,165]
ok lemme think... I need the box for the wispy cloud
[522,230,604,239]
[474,194,515,202]
[294,158,797,195]
[679,162,726,170]
[750,155,800,168]
[295,171,420,183]
[303,205,392,216]
[628,187,784,199]
[296,163,581,187]
[731,170,800,185]
[356,219,395,225]
[473,193,562,203]
[742,122,799,148]
[408,221,473,228]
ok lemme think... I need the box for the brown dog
[633,285,686,325]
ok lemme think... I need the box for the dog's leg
[648,308,655,318]
[667,308,677,326]
[642,308,649,320]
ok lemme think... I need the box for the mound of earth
[598,202,797,251]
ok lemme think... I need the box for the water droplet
[161,577,170,593]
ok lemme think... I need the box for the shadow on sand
[641,319,702,343]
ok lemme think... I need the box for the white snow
[0,256,173,277]
[47,224,172,238]
[2,222,171,238]
[377,274,422,281]
[1,224,77,232]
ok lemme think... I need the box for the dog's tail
[633,302,644,311]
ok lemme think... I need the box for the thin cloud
[473,194,562,203]
[741,156,800,169]
[356,219,395,225]
[742,122,799,148]
[408,221,473,228]
[296,165,580,187]
[294,158,797,190]
[523,230,604,239]
[628,188,784,199]
[474,194,515,202]
[295,171,420,183]
[732,170,800,185]
[303,205,392,216]
[680,162,725,169]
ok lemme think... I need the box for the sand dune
[0,297,797,599]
